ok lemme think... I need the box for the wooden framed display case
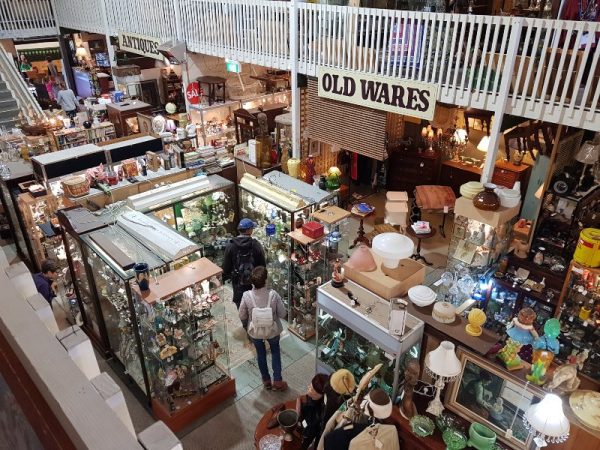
[316,280,424,400]
[107,101,154,137]
[131,258,235,432]
[238,173,337,308]
[287,230,328,341]
[126,175,236,267]
[555,262,600,383]
[446,197,519,278]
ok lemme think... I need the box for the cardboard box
[454,196,520,228]
[343,252,425,300]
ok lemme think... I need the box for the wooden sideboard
[439,160,531,197]
[387,148,441,195]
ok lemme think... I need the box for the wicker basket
[62,175,90,198]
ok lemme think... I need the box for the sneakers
[263,379,272,390]
[272,380,288,391]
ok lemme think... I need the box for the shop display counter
[132,258,235,432]
[239,173,336,307]
[127,174,236,267]
[316,280,424,400]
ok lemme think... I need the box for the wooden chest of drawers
[387,148,440,195]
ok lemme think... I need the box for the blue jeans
[252,335,282,382]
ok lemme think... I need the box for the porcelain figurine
[497,307,538,370]
[526,318,561,385]
[544,349,589,395]
[331,258,345,288]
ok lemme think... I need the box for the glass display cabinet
[58,207,111,353]
[238,173,337,307]
[555,262,600,381]
[131,258,235,431]
[79,225,168,397]
[287,230,329,341]
[126,174,236,267]
[316,280,424,401]
[447,197,518,278]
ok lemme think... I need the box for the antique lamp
[574,140,599,192]
[524,394,570,450]
[425,341,462,416]
[326,166,342,189]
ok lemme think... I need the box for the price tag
[375,439,383,449]
[302,420,308,428]
[444,206,449,213]
[583,321,588,327]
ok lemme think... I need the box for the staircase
[0,46,44,129]
[0,77,21,130]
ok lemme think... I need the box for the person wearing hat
[222,218,266,329]
[296,373,330,449]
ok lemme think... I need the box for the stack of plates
[460,181,484,199]
[408,285,437,307]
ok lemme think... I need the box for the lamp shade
[453,129,468,145]
[575,141,600,164]
[75,46,87,58]
[524,394,570,444]
[425,341,462,380]
[477,136,490,152]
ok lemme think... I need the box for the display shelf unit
[162,69,185,111]
[131,258,235,432]
[238,173,336,308]
[48,123,116,151]
[316,280,424,400]
[447,197,519,279]
[287,230,328,341]
[555,261,600,382]
[126,175,236,267]
[532,186,600,263]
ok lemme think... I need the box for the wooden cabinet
[440,160,531,197]
[106,101,153,137]
[387,148,440,194]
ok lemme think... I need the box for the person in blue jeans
[239,266,288,391]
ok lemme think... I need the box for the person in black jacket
[222,218,266,329]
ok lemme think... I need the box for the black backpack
[233,244,255,287]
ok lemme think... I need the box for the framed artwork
[453,240,477,264]
[445,349,544,450]
[309,139,322,157]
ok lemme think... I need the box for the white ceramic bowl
[499,195,520,208]
[408,285,437,307]
[372,233,414,268]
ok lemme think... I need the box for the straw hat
[329,369,356,395]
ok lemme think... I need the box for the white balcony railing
[179,0,291,70]
[0,0,56,38]
[9,0,600,131]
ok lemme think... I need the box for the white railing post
[480,18,523,184]
[99,0,116,65]
[290,0,301,159]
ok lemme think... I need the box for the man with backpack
[239,266,288,391]
[222,218,266,330]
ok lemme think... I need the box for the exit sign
[225,59,241,73]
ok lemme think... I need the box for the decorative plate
[152,115,166,134]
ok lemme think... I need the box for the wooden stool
[197,76,226,105]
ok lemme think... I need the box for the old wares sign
[317,67,437,120]
[118,32,163,61]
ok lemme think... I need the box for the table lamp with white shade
[523,393,570,449]
[425,341,462,416]
[574,140,600,192]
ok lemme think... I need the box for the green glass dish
[435,412,463,433]
[442,428,467,450]
[410,415,435,437]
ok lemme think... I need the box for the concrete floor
[1,188,456,449]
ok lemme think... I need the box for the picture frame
[309,139,322,157]
[445,348,544,450]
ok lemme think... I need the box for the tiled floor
[1,188,458,448]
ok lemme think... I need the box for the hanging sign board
[225,59,241,73]
[118,31,163,61]
[186,82,201,105]
[317,67,437,120]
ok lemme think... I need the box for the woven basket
[62,175,90,198]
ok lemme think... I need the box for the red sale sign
[186,82,201,105]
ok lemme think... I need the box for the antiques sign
[317,67,437,120]
[118,31,163,61]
